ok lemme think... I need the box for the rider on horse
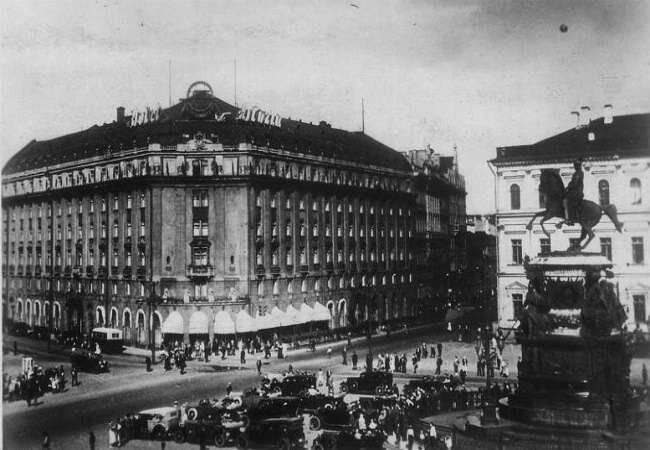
[563,158,584,226]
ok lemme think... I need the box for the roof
[491,113,650,165]
[2,88,410,175]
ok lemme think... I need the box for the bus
[92,327,124,353]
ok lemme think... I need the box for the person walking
[342,346,348,365]
[89,431,96,450]
[13,340,18,355]
[226,382,232,397]
[240,348,246,365]
[256,358,262,375]
[351,350,358,370]
[437,342,442,359]
[642,363,647,386]
[327,347,332,359]
[41,431,50,449]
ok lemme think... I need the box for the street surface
[3,326,648,449]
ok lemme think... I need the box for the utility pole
[361,98,365,133]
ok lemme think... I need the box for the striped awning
[214,310,235,335]
[188,311,209,334]
[235,309,257,333]
[161,311,184,334]
[312,302,331,322]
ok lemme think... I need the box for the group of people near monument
[3,363,79,406]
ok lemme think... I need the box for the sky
[1,0,649,213]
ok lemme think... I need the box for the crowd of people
[3,363,78,406]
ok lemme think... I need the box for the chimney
[604,104,613,124]
[579,106,591,127]
[571,111,580,129]
[116,106,125,124]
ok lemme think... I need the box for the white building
[489,108,649,331]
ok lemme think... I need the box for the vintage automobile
[237,417,305,449]
[70,348,109,373]
[298,394,341,414]
[91,327,124,353]
[138,406,181,440]
[339,371,392,395]
[311,429,384,450]
[308,399,355,431]
[403,375,458,395]
[185,399,247,424]
[247,396,302,423]
[267,373,316,396]
[173,418,245,447]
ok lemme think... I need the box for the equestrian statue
[526,158,623,251]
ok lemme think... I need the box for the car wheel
[324,403,333,410]
[187,408,199,421]
[309,415,322,431]
[215,431,227,447]
[152,426,166,441]
[241,415,250,428]
[272,386,281,394]
[350,381,358,392]
[340,383,348,393]
[374,385,384,395]
[173,428,185,444]
[236,435,249,449]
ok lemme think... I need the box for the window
[113,196,119,210]
[510,184,521,210]
[299,248,307,265]
[126,195,132,209]
[126,250,132,266]
[140,193,146,208]
[598,180,610,206]
[632,237,644,264]
[511,239,523,264]
[193,220,208,237]
[256,250,263,266]
[192,190,208,208]
[600,238,612,261]
[538,189,546,208]
[512,293,524,320]
[301,279,308,293]
[633,295,646,323]
[286,248,293,266]
[271,250,279,266]
[101,198,106,212]
[192,247,208,266]
[257,281,264,297]
[630,178,642,205]
[273,280,279,295]
[569,238,581,249]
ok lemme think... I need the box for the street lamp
[481,324,498,425]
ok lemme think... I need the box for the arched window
[510,184,520,210]
[630,178,642,205]
[598,180,610,206]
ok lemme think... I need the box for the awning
[214,310,235,335]
[162,311,184,334]
[235,310,257,333]
[297,303,314,324]
[270,306,286,327]
[312,302,331,322]
[188,311,209,334]
[282,305,301,326]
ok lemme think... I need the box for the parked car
[312,429,384,450]
[138,406,181,440]
[70,348,109,373]
[11,322,30,337]
[339,371,392,395]
[308,399,354,431]
[403,375,458,395]
[298,394,341,414]
[174,418,244,447]
[268,374,316,396]
[247,396,302,423]
[91,327,124,353]
[238,417,305,449]
[185,398,246,422]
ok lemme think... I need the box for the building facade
[490,108,650,330]
[2,82,453,345]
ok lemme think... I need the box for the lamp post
[481,324,498,425]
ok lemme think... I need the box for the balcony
[64,265,72,277]
[270,265,281,275]
[54,265,61,276]
[325,262,334,272]
[86,265,94,277]
[299,264,309,274]
[111,265,120,276]
[186,264,214,279]
[34,265,42,277]
[16,265,24,276]
[136,266,147,279]
[98,266,108,278]
[123,266,132,278]
[72,265,82,277]
[256,265,265,275]
[8,264,15,275]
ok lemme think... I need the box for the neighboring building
[463,214,497,315]
[489,107,650,330]
[403,147,467,312]
[2,82,430,346]
[466,213,496,235]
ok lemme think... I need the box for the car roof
[140,406,177,415]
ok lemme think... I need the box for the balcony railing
[8,264,15,275]
[64,265,72,277]
[111,265,120,275]
[270,265,281,275]
[136,266,147,279]
[98,266,108,277]
[186,264,214,278]
[34,265,42,276]
[123,266,132,278]
[54,265,61,276]
[86,265,94,277]
[72,265,82,277]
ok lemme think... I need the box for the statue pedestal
[451,252,647,448]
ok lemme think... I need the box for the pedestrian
[437,342,442,359]
[351,351,358,370]
[71,367,78,386]
[327,347,332,359]
[342,345,348,365]
[89,431,96,450]
[453,356,459,374]
[240,348,246,365]
[256,358,262,375]
[226,382,232,397]
[642,363,647,386]
[347,331,352,347]
[430,343,436,359]
[41,431,50,449]
[13,340,18,355]
[435,356,442,375]
[145,356,152,372]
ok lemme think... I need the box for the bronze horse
[526,169,623,250]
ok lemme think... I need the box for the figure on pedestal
[562,158,584,226]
